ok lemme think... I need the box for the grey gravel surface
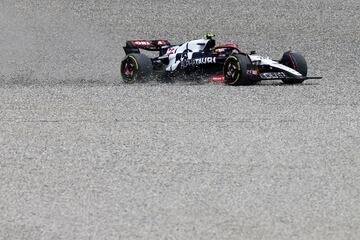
[1,0,360,239]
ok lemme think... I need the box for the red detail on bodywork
[166,47,176,55]
[131,40,170,47]
[214,43,246,55]
[157,40,169,46]
[208,74,225,83]
[216,43,240,49]
[132,40,153,46]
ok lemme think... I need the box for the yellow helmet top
[204,32,215,39]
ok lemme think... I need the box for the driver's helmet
[204,32,215,40]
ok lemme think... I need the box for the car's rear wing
[123,40,171,55]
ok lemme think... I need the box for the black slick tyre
[280,51,307,84]
[120,53,153,83]
[224,54,254,86]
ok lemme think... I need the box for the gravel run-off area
[0,0,359,239]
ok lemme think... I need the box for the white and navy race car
[120,33,321,85]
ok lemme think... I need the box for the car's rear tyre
[224,54,254,85]
[120,53,153,83]
[280,51,307,84]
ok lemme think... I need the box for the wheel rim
[226,62,237,78]
[124,62,134,77]
[224,57,241,85]
[121,56,138,83]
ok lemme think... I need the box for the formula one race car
[120,33,321,85]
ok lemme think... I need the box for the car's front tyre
[279,51,307,84]
[224,54,255,86]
